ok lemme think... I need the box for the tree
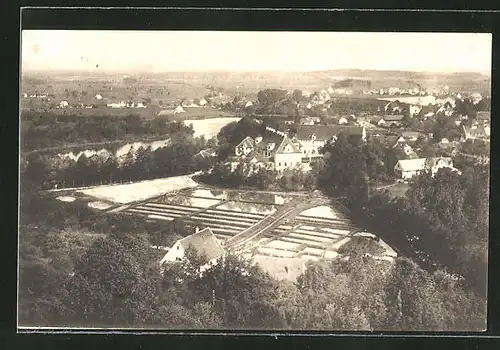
[190,254,285,328]
[319,133,369,204]
[64,236,158,327]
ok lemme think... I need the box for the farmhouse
[463,125,490,141]
[160,228,226,272]
[378,115,404,127]
[394,157,458,180]
[59,100,69,108]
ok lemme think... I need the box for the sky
[21,31,492,74]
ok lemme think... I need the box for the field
[20,105,161,119]
[22,69,491,114]
[54,177,399,281]
[183,117,241,139]
[78,175,199,204]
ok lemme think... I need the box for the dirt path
[226,196,331,250]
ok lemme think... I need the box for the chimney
[195,226,200,233]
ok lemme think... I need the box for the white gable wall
[275,152,302,172]
[160,242,185,265]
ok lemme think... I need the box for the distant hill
[22,69,491,101]
[333,79,372,90]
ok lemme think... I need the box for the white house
[59,100,69,108]
[232,131,303,172]
[199,98,208,106]
[394,157,458,180]
[107,100,127,108]
[244,101,253,108]
[471,92,482,105]
[95,94,103,100]
[160,228,226,273]
[338,116,349,125]
[295,125,366,160]
[409,105,422,116]
[273,137,303,172]
[174,105,186,114]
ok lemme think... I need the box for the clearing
[78,174,199,204]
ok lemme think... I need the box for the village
[24,79,490,282]
[19,30,490,331]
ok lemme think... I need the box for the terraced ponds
[121,186,398,281]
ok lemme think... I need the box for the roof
[401,131,424,139]
[395,157,452,172]
[464,126,488,137]
[245,150,269,162]
[382,115,405,121]
[476,111,491,121]
[178,228,225,261]
[295,125,363,141]
[236,136,256,149]
[254,133,285,152]
[275,136,302,154]
[395,158,426,172]
[194,149,216,159]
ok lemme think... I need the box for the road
[225,196,331,250]
[375,182,398,191]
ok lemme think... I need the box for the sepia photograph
[18,29,490,331]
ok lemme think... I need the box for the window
[177,246,180,250]
[284,162,287,166]
[176,257,182,261]
[278,162,281,166]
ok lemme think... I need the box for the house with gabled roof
[160,227,226,273]
[378,115,404,127]
[476,111,491,125]
[463,125,490,141]
[273,136,303,172]
[294,125,366,159]
[231,129,304,172]
[235,136,256,157]
[384,100,406,114]
[394,157,458,180]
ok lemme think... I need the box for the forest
[21,111,187,152]
[22,121,210,190]
[318,133,489,299]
